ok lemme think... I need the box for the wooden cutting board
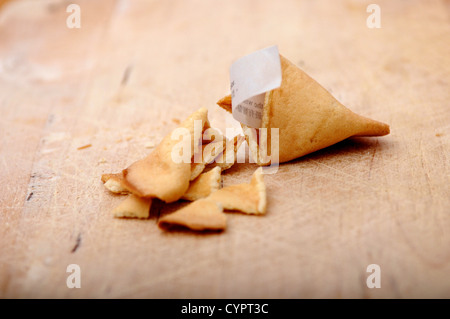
[0,0,449,298]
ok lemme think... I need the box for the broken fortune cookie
[217,55,390,164]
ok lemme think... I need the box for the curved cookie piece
[122,108,209,202]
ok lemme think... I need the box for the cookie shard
[113,194,152,219]
[217,55,390,164]
[190,139,225,181]
[101,173,129,194]
[208,167,266,215]
[190,162,206,181]
[182,166,221,201]
[158,198,226,231]
[209,134,245,171]
[122,108,209,203]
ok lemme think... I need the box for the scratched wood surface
[0,0,449,298]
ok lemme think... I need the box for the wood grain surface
[0,0,449,298]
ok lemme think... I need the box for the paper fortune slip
[230,45,282,128]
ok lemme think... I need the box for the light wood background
[0,0,449,298]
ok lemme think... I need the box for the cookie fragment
[158,198,226,231]
[208,167,266,215]
[101,172,129,194]
[113,194,152,219]
[208,135,245,171]
[190,140,225,180]
[182,166,222,201]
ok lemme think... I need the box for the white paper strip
[230,45,282,128]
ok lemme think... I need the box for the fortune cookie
[217,55,390,164]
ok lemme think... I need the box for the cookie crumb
[77,144,92,150]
